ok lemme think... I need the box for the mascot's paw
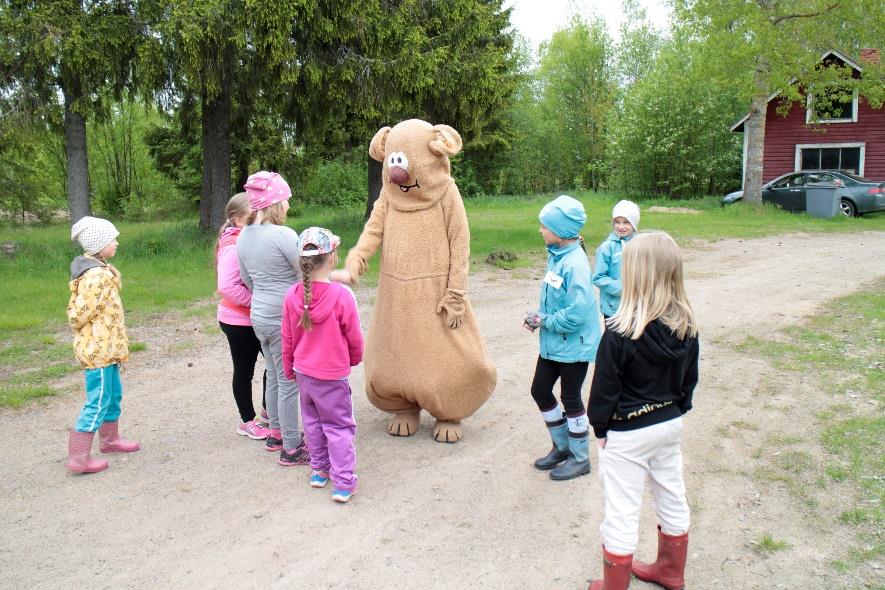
[436,289,466,329]
[432,420,462,443]
[388,411,420,437]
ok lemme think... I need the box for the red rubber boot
[98,421,141,453]
[67,430,108,474]
[631,526,688,590]
[588,545,633,590]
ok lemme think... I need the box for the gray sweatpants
[252,321,302,449]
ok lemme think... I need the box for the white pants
[598,417,690,554]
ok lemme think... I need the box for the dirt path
[2,231,884,589]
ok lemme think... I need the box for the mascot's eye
[388,151,409,169]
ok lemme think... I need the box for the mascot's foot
[388,411,420,437]
[433,420,462,443]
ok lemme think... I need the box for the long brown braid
[298,247,330,331]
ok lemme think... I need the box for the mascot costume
[345,119,497,443]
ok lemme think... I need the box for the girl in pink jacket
[216,193,269,440]
[281,227,364,503]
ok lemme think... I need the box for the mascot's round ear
[428,124,462,157]
[369,127,391,162]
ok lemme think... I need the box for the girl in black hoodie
[586,232,699,590]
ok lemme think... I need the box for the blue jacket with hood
[539,241,601,363]
[592,231,634,317]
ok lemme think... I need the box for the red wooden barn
[731,49,885,184]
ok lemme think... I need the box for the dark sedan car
[722,170,885,216]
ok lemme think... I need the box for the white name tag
[543,271,563,289]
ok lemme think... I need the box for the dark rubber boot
[550,431,591,480]
[631,526,688,590]
[588,545,633,590]
[534,417,569,470]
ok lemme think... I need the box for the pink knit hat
[243,171,291,210]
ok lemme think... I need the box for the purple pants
[295,373,357,492]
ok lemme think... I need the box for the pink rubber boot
[67,430,108,474]
[98,421,141,453]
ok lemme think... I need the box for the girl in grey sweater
[237,171,309,466]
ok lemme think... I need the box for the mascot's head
[369,119,462,211]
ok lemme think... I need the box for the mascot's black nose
[388,166,409,185]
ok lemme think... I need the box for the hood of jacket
[635,319,694,364]
[605,231,634,245]
[546,240,582,261]
[289,281,347,325]
[70,255,106,281]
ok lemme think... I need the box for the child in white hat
[593,200,640,320]
[66,216,140,474]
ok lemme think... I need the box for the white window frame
[805,91,859,124]
[794,142,865,176]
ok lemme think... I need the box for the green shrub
[301,159,367,207]
[451,155,484,198]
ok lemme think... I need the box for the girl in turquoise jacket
[593,200,640,318]
[524,195,601,481]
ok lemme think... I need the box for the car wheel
[839,198,857,217]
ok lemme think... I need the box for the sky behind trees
[506,0,671,47]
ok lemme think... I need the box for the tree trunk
[199,42,233,231]
[63,75,91,224]
[364,155,382,220]
[235,149,249,195]
[743,66,769,205]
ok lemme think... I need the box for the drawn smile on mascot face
[386,151,421,193]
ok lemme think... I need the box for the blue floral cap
[299,227,340,256]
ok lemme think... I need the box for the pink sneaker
[256,409,269,426]
[237,420,271,440]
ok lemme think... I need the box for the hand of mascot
[344,251,367,286]
[436,289,466,329]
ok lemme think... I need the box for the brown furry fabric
[346,119,497,424]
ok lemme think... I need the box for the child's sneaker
[237,420,270,440]
[278,440,310,466]
[309,471,330,488]
[265,429,283,452]
[332,487,357,503]
[256,409,269,427]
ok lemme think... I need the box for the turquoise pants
[74,364,123,433]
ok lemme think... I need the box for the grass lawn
[737,279,884,574]
[0,192,883,407]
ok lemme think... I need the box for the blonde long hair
[254,201,287,225]
[608,232,697,340]
[215,192,254,259]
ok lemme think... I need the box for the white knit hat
[612,200,640,231]
[71,216,119,255]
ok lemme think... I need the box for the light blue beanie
[539,195,587,239]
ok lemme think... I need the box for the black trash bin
[805,182,841,218]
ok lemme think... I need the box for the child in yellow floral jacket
[66,217,140,474]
